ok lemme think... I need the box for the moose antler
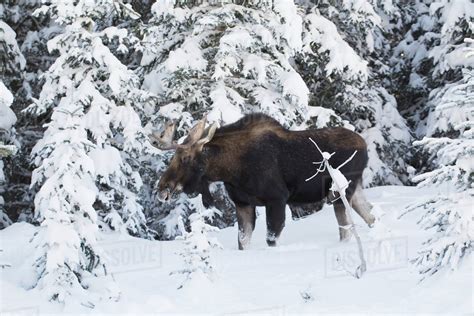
[149,115,218,151]
[197,123,218,147]
[181,115,208,146]
[149,120,179,150]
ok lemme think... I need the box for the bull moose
[150,114,375,250]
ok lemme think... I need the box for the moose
[150,114,375,250]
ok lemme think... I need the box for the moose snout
[157,183,183,202]
[158,188,171,202]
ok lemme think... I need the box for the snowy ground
[1,186,472,315]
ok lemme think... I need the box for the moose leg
[350,184,375,227]
[236,204,256,250]
[334,202,351,241]
[265,200,286,247]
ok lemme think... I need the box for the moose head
[149,116,218,202]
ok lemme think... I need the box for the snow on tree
[0,81,18,229]
[141,0,308,126]
[173,195,221,289]
[295,0,412,186]
[30,95,119,303]
[0,19,26,87]
[404,101,473,277]
[29,0,154,237]
[0,1,58,226]
[0,20,24,229]
[395,0,474,277]
[27,0,153,303]
[404,129,473,277]
[392,0,473,131]
[139,0,310,237]
[0,80,17,134]
[0,19,23,136]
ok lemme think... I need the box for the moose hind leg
[351,184,375,227]
[265,200,286,247]
[236,205,256,250]
[334,202,351,241]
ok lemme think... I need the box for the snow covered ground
[1,186,472,315]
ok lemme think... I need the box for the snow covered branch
[306,137,366,278]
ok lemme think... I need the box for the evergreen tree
[0,20,24,228]
[1,0,56,225]
[395,0,473,277]
[0,82,18,228]
[28,0,152,302]
[295,0,412,186]
[174,195,221,289]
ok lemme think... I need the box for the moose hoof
[368,217,376,228]
[339,230,352,242]
[238,242,249,250]
[266,239,277,247]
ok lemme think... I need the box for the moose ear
[196,122,218,150]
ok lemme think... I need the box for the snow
[220,27,254,49]
[272,0,303,52]
[0,21,26,70]
[280,70,309,108]
[242,54,268,84]
[1,186,472,314]
[209,82,243,124]
[88,145,122,180]
[303,14,368,80]
[151,0,187,23]
[0,82,16,130]
[164,38,207,73]
[435,0,474,44]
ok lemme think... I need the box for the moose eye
[181,156,191,164]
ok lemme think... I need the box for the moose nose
[158,189,171,202]
[158,183,183,203]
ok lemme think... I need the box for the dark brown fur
[158,113,375,249]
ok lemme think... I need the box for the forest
[0,0,472,313]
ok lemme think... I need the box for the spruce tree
[295,0,412,186]
[395,0,473,277]
[0,21,24,228]
[28,0,152,302]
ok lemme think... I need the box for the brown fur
[157,113,373,248]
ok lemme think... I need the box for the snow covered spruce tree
[139,0,309,237]
[0,20,25,228]
[0,82,18,229]
[295,0,411,185]
[28,0,154,303]
[174,195,221,288]
[0,0,59,225]
[394,0,473,277]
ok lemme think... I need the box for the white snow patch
[0,186,471,314]
[88,145,123,179]
[165,38,207,73]
[303,14,368,80]
[0,81,16,130]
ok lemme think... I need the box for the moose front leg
[265,200,286,247]
[236,204,256,250]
